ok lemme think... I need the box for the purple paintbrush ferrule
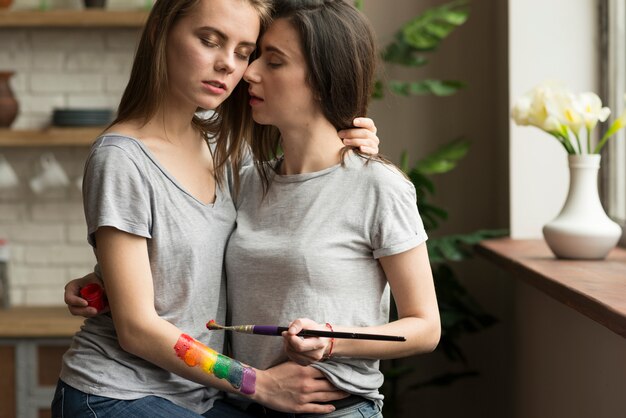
[252,325,283,336]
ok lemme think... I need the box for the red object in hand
[79,283,108,312]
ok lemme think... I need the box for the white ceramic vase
[542,154,622,259]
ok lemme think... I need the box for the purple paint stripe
[240,367,256,395]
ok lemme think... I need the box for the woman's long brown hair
[250,0,394,194]
[109,0,272,192]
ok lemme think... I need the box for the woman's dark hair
[108,0,272,191]
[251,0,380,191]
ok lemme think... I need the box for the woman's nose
[243,59,260,83]
[214,51,236,74]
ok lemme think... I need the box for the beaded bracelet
[323,322,335,360]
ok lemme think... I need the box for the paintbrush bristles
[206,320,223,330]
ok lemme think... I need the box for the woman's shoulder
[94,124,142,149]
[89,124,153,162]
[344,153,414,191]
[86,129,151,175]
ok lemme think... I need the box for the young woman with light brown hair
[53,1,379,417]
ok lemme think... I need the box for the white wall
[509,0,600,238]
[0,26,140,305]
[509,1,626,417]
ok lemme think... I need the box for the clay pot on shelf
[0,72,18,128]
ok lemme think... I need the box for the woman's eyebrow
[263,45,288,57]
[198,26,257,48]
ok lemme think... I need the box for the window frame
[601,0,626,246]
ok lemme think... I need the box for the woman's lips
[248,91,264,106]
[249,96,264,106]
[202,80,227,95]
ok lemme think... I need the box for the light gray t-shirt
[225,153,428,407]
[60,134,236,414]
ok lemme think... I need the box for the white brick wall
[0,21,140,306]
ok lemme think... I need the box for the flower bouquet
[512,81,625,154]
[511,82,623,259]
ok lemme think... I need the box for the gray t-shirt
[60,134,236,414]
[225,153,428,407]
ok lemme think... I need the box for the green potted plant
[355,1,507,415]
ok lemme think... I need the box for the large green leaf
[414,138,470,174]
[371,80,385,99]
[428,229,508,263]
[382,39,429,68]
[419,202,448,232]
[408,169,435,195]
[389,80,465,97]
[401,0,470,51]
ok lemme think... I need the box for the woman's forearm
[325,317,440,359]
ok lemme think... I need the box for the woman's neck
[131,100,200,147]
[278,118,345,175]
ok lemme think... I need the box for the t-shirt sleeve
[372,178,428,259]
[83,144,152,248]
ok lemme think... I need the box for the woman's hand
[338,117,379,155]
[282,318,332,366]
[254,361,346,414]
[64,273,108,317]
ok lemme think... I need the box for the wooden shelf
[0,307,84,338]
[0,127,102,146]
[0,10,149,28]
[477,238,626,339]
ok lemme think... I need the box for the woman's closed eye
[236,47,255,61]
[201,37,221,48]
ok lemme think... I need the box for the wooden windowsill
[476,238,626,339]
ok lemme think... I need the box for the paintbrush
[206,320,406,342]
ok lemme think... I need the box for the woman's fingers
[358,145,379,155]
[353,117,377,134]
[68,306,100,317]
[64,275,108,317]
[338,125,380,155]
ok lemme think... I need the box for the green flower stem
[594,131,612,154]
[551,132,575,154]
[586,127,592,154]
[574,131,583,154]
[593,113,626,153]
[559,132,576,154]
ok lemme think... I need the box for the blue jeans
[246,400,382,418]
[51,379,254,418]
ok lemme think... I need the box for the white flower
[512,81,626,154]
[573,92,611,130]
[512,84,563,134]
[511,96,531,126]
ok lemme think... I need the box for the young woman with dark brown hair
[225,1,441,416]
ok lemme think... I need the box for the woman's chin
[251,115,272,126]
